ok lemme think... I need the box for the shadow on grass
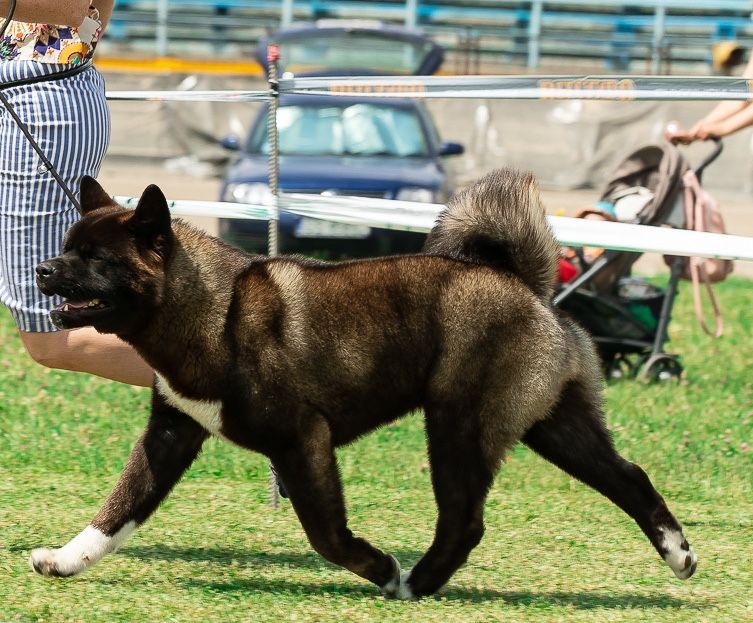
[180,576,707,609]
[126,547,706,609]
[120,544,425,571]
[443,588,706,609]
[8,543,709,610]
[183,577,379,599]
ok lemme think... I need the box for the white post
[405,0,418,30]
[528,0,543,70]
[652,4,666,75]
[281,0,294,28]
[156,0,168,57]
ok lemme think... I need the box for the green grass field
[1,278,752,623]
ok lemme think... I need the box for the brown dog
[31,169,696,598]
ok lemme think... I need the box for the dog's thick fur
[31,170,696,597]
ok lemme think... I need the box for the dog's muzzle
[35,260,60,295]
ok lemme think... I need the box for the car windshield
[249,103,429,157]
[277,31,435,76]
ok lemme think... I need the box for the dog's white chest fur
[155,373,223,436]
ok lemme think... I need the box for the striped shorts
[0,61,110,332]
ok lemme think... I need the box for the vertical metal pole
[281,0,294,28]
[652,4,666,75]
[527,0,542,70]
[405,0,418,30]
[267,43,280,260]
[156,0,168,57]
[267,42,281,509]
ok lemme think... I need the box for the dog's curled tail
[424,168,560,302]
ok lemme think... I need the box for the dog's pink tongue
[53,300,89,311]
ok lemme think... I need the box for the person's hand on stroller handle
[664,120,724,144]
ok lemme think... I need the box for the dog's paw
[394,569,416,600]
[381,556,416,600]
[666,546,698,580]
[660,528,698,580]
[29,522,136,578]
[29,548,75,577]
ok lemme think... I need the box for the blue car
[218,22,463,257]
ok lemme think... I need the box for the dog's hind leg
[522,379,697,580]
[397,408,497,599]
[270,414,399,593]
[30,393,208,577]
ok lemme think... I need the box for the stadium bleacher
[108,1,753,73]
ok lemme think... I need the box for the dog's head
[36,176,173,335]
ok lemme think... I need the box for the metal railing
[109,1,753,72]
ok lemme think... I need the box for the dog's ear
[130,184,172,242]
[79,175,118,215]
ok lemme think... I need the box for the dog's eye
[75,244,106,261]
[89,248,111,263]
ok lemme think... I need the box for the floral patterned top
[0,6,103,64]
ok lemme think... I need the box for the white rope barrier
[105,89,269,102]
[113,194,753,262]
[282,75,753,101]
[105,74,753,103]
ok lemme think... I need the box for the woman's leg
[20,328,153,387]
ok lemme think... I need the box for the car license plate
[295,217,371,239]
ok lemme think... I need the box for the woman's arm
[665,53,753,143]
[0,0,91,27]
[693,100,753,139]
[691,55,753,126]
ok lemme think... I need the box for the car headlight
[396,187,435,203]
[223,183,274,206]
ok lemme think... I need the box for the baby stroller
[554,139,723,381]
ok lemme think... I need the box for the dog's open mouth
[52,298,111,315]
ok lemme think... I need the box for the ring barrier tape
[100,72,753,261]
[106,75,753,102]
[113,194,753,262]
[282,75,753,101]
[106,89,270,102]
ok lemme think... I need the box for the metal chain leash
[266,42,281,509]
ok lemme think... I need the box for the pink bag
[668,170,734,337]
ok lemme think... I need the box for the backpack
[665,169,734,337]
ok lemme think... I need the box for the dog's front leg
[271,414,399,593]
[30,391,208,577]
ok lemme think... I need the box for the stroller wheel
[637,353,683,383]
[605,354,633,381]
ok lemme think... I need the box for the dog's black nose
[35,261,57,279]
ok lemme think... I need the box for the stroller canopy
[599,142,690,226]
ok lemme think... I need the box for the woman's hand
[664,121,695,144]
[664,120,724,144]
[689,120,724,141]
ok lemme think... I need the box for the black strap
[0,58,94,91]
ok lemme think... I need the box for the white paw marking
[381,555,401,596]
[659,527,697,580]
[30,521,136,577]
[155,373,224,436]
[381,556,416,600]
[395,569,415,600]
